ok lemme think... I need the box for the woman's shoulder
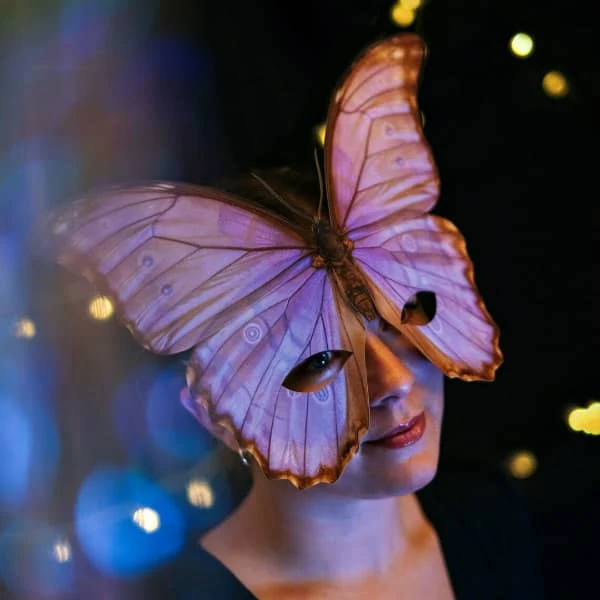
[418,458,546,599]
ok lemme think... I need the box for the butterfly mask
[41,34,502,489]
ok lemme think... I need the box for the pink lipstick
[368,412,426,449]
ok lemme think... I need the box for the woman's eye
[282,350,352,393]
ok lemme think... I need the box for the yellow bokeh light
[391,4,415,27]
[15,317,36,339]
[507,450,538,479]
[132,507,160,533]
[509,33,534,58]
[567,402,600,435]
[542,71,569,98]
[52,540,72,563]
[88,295,114,320]
[315,123,326,147]
[401,0,422,9]
[187,479,214,508]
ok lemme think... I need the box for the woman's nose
[366,330,415,408]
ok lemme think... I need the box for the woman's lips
[365,412,426,449]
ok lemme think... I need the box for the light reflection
[507,450,538,479]
[88,295,114,320]
[15,317,36,339]
[132,507,161,533]
[542,70,569,98]
[52,539,72,563]
[509,33,534,58]
[567,401,600,435]
[187,479,214,508]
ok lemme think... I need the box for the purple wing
[184,267,369,489]
[353,215,502,381]
[43,183,308,354]
[325,34,437,235]
[324,34,502,380]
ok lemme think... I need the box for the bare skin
[193,318,455,598]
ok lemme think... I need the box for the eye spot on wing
[395,156,404,166]
[430,319,443,333]
[243,322,263,345]
[314,388,329,403]
[391,48,405,60]
[139,253,155,268]
[161,283,173,296]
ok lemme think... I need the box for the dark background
[0,1,598,598]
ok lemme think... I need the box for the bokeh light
[15,317,36,339]
[0,393,60,508]
[52,539,72,563]
[507,450,538,479]
[75,467,184,575]
[567,401,600,435]
[542,70,569,98]
[390,3,415,27]
[316,123,326,147]
[132,507,161,533]
[0,522,74,597]
[88,295,114,320]
[187,479,214,508]
[509,32,534,58]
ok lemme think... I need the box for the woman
[169,312,544,600]
[41,33,543,599]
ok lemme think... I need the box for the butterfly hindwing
[184,267,369,488]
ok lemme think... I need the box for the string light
[509,33,534,58]
[88,295,114,320]
[507,450,538,479]
[132,507,160,533]
[542,70,569,98]
[15,317,36,338]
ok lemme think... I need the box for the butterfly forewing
[45,183,309,354]
[325,34,438,235]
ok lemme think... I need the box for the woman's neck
[204,468,430,583]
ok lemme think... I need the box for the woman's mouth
[365,412,426,449]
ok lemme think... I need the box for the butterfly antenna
[249,172,309,222]
[314,145,324,222]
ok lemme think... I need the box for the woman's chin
[327,447,441,499]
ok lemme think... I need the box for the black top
[146,461,546,599]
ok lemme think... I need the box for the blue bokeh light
[75,466,185,576]
[0,392,60,508]
[113,361,217,464]
[0,521,74,597]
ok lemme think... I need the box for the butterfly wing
[43,182,369,487]
[325,33,502,380]
[183,268,368,489]
[43,182,309,354]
